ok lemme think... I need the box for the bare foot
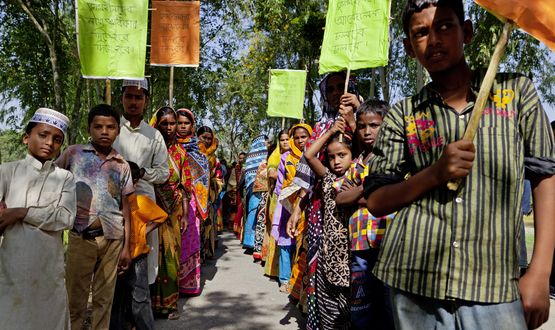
[168,312,180,320]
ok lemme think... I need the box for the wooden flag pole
[169,66,175,108]
[105,79,111,105]
[281,117,285,130]
[447,21,513,191]
[339,67,351,143]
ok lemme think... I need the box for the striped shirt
[368,72,555,303]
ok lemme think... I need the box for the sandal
[168,312,180,320]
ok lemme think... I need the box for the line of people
[228,72,397,329]
[0,79,226,330]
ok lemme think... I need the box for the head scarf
[281,123,313,194]
[29,107,69,138]
[318,72,359,118]
[244,135,268,190]
[175,108,210,220]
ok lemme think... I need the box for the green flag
[77,0,148,79]
[319,0,390,74]
[267,69,307,120]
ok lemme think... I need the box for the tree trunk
[14,0,65,113]
[69,77,84,144]
[379,66,390,103]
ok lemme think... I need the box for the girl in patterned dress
[302,117,353,329]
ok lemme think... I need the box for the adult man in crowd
[111,79,169,329]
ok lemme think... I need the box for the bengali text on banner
[76,0,148,79]
[319,0,390,74]
[150,1,200,67]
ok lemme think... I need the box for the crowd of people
[1,1,555,330]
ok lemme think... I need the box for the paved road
[154,225,555,330]
[155,231,306,330]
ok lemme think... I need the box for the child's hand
[117,247,131,275]
[339,180,355,192]
[432,140,475,184]
[0,208,27,235]
[330,117,347,135]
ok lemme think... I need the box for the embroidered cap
[122,78,149,92]
[29,108,69,136]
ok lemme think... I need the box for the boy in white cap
[0,108,77,330]
[112,78,169,329]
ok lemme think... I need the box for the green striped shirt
[369,72,555,303]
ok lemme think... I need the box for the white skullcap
[29,108,69,136]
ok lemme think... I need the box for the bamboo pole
[339,67,351,142]
[447,22,513,191]
[105,79,111,105]
[169,66,175,108]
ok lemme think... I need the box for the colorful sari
[151,144,191,315]
[229,164,244,236]
[176,109,209,296]
[201,136,224,259]
[242,136,268,249]
[262,146,282,277]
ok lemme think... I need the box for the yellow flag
[475,0,555,51]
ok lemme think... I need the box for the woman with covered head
[149,106,188,319]
[272,123,313,293]
[197,125,224,259]
[175,108,209,296]
[262,129,291,277]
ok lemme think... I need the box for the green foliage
[0,0,553,160]
[0,129,27,163]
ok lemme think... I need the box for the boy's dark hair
[24,122,38,135]
[88,104,120,127]
[357,99,390,121]
[127,161,141,182]
[122,85,149,98]
[402,0,465,37]
[550,120,555,131]
[239,152,247,157]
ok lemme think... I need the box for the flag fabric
[76,0,148,79]
[150,1,200,67]
[267,69,307,119]
[318,0,390,75]
[475,0,555,51]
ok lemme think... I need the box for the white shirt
[0,155,76,330]
[113,116,169,283]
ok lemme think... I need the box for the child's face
[357,112,383,150]
[279,133,290,152]
[404,5,472,74]
[293,128,310,150]
[88,115,119,149]
[177,114,193,137]
[327,141,352,176]
[122,87,147,117]
[158,113,177,140]
[23,123,64,163]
